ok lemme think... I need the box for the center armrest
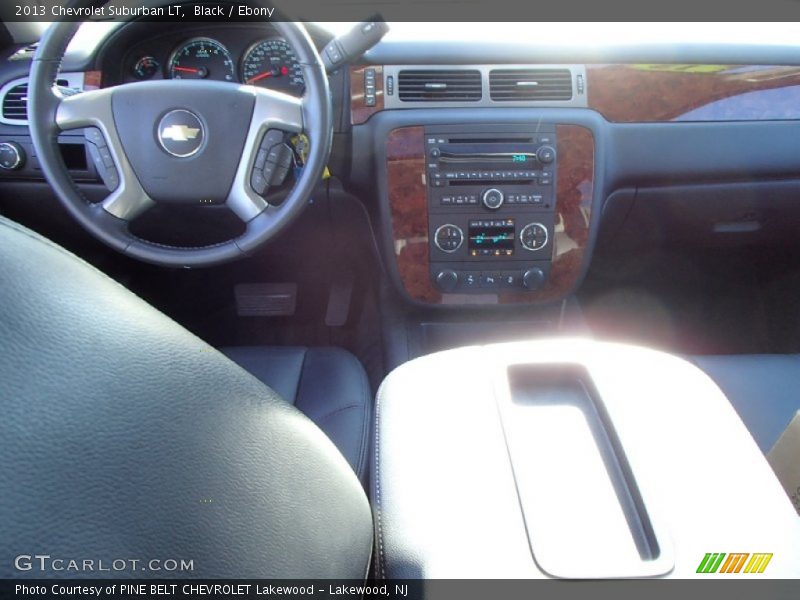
[372,339,800,579]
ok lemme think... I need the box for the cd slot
[448,179,535,186]
[444,137,536,144]
[440,151,538,163]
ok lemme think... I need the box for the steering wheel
[28,17,332,267]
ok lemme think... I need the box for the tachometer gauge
[168,38,235,82]
[241,39,304,94]
[132,56,159,80]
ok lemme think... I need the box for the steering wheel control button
[523,267,547,291]
[84,127,105,147]
[84,128,119,192]
[104,167,120,191]
[250,172,268,196]
[435,269,458,292]
[482,188,504,210]
[262,129,285,149]
[434,224,464,253]
[254,149,267,170]
[520,222,549,251]
[88,147,120,190]
[97,145,114,168]
[157,109,205,158]
[536,145,556,164]
[251,130,294,196]
[0,142,25,170]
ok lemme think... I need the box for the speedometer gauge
[168,38,235,82]
[241,39,304,95]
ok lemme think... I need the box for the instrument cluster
[121,30,305,96]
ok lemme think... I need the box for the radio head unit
[425,124,557,295]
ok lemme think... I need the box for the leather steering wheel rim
[29,14,332,268]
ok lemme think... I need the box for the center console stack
[383,120,595,307]
[426,124,557,293]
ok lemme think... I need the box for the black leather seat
[0,217,373,578]
[221,346,371,485]
[690,355,800,453]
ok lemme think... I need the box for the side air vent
[10,43,39,61]
[1,78,70,124]
[489,68,573,101]
[2,83,29,121]
[398,69,482,102]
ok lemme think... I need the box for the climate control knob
[435,269,458,292]
[433,224,464,253]
[482,188,504,210]
[522,268,546,291]
[519,222,549,252]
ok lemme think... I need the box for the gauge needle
[247,71,273,84]
[248,67,290,84]
[173,66,200,74]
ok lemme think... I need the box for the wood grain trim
[83,70,103,90]
[350,65,384,126]
[386,126,440,303]
[386,125,595,305]
[587,64,800,123]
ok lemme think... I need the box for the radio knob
[482,188,504,210]
[522,268,546,291]
[0,142,25,170]
[435,269,458,292]
[536,145,556,164]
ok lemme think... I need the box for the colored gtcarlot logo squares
[696,553,773,573]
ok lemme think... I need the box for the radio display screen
[469,219,515,257]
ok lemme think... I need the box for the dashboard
[4,19,800,309]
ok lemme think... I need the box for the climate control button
[523,268,546,290]
[435,269,458,292]
[482,188,504,210]
[520,222,549,251]
[433,224,464,253]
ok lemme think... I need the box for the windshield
[319,22,800,45]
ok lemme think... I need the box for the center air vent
[398,69,482,102]
[489,68,573,101]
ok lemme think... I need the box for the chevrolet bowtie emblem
[157,109,204,158]
[161,125,201,142]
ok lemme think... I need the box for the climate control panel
[425,124,557,294]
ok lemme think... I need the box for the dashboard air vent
[1,79,69,123]
[489,68,573,101]
[10,43,39,61]
[398,69,482,102]
[2,83,29,121]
